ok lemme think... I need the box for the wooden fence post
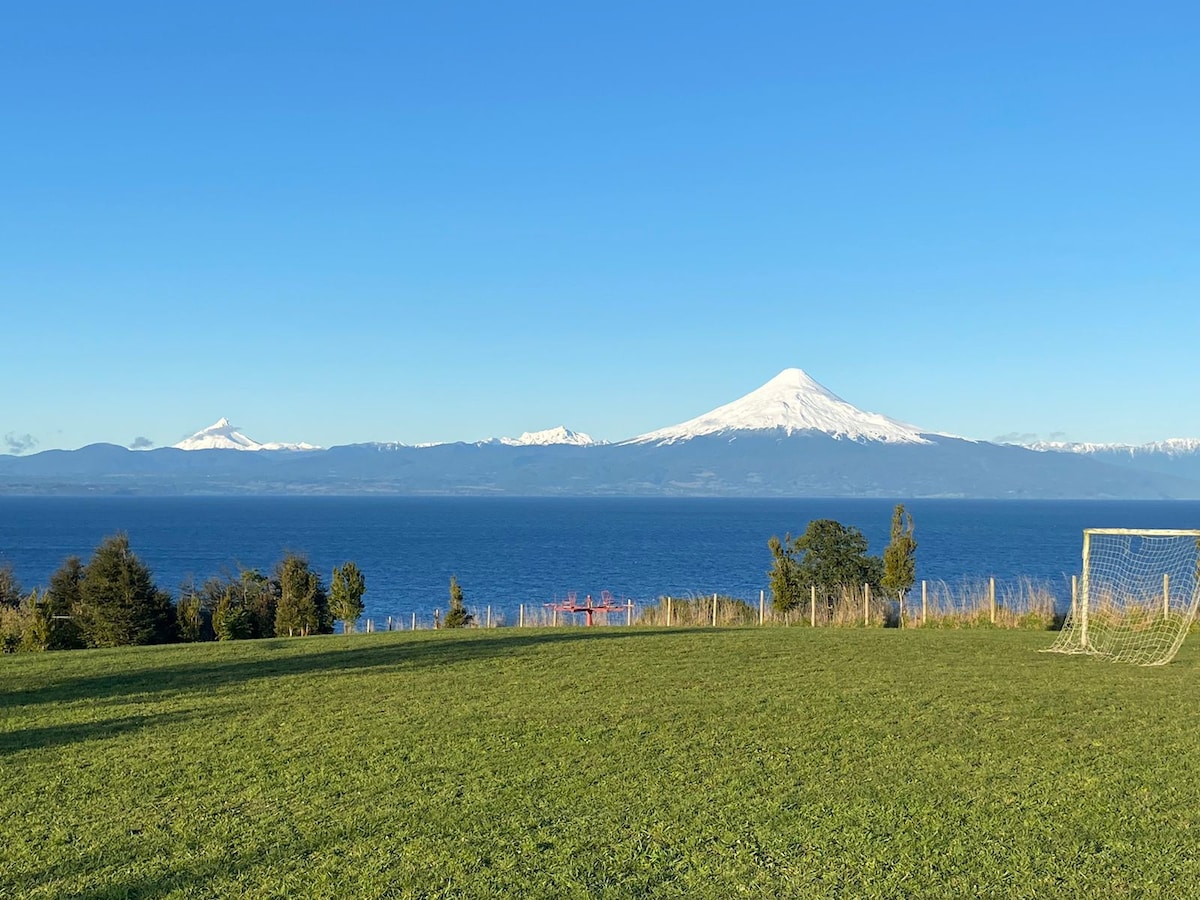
[759,589,765,626]
[811,585,816,627]
[666,596,672,627]
[864,583,870,626]
[921,580,927,625]
[989,577,996,625]
[712,593,718,627]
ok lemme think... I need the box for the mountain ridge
[1027,438,1200,457]
[3,369,1199,498]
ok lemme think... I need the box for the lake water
[1,497,1198,623]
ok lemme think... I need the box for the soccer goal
[1047,529,1200,666]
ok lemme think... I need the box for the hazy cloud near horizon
[130,436,155,449]
[993,431,1071,445]
[993,432,1039,444]
[4,432,39,454]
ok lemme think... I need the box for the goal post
[1047,528,1200,666]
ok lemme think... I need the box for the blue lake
[1,497,1198,623]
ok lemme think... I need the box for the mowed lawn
[4,628,1200,899]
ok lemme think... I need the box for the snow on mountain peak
[626,368,932,446]
[172,419,321,452]
[1027,437,1200,457]
[499,425,602,447]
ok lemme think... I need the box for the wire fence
[347,577,1069,634]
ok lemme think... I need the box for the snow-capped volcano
[499,426,603,447]
[627,368,932,446]
[173,418,321,452]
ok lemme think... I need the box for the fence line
[344,577,1074,634]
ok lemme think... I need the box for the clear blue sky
[3,1,1197,452]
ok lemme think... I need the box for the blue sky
[3,1,1197,452]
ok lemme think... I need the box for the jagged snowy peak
[1028,438,1200,457]
[348,441,413,450]
[173,418,321,452]
[350,428,603,450]
[499,426,603,447]
[626,368,933,446]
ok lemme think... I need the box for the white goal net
[1047,529,1200,666]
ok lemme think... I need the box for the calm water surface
[2,497,1198,623]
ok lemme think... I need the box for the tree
[881,504,918,621]
[194,569,274,641]
[212,582,253,640]
[0,563,22,608]
[24,589,53,651]
[770,519,882,615]
[176,576,218,643]
[47,556,83,611]
[176,586,209,642]
[273,554,331,637]
[240,569,276,638]
[768,534,805,613]
[442,575,473,628]
[77,534,176,647]
[0,587,37,652]
[44,556,85,650]
[330,562,367,634]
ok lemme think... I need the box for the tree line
[0,533,368,653]
[768,503,917,616]
[1,507,914,651]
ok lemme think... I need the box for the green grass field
[4,627,1200,898]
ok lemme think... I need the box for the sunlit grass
[4,628,1200,897]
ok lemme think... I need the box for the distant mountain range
[3,369,1198,498]
[167,419,603,452]
[1022,438,1200,485]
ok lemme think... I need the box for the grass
[4,628,1200,898]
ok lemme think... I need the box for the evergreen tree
[211,582,252,640]
[176,591,207,642]
[881,504,918,607]
[768,533,804,613]
[240,568,276,638]
[273,554,331,637]
[203,569,274,640]
[47,556,83,611]
[44,556,85,650]
[330,561,367,634]
[443,575,473,628]
[0,563,22,608]
[24,589,53,651]
[176,577,214,642]
[77,534,176,647]
[0,587,37,652]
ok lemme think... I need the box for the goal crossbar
[1083,529,1200,537]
